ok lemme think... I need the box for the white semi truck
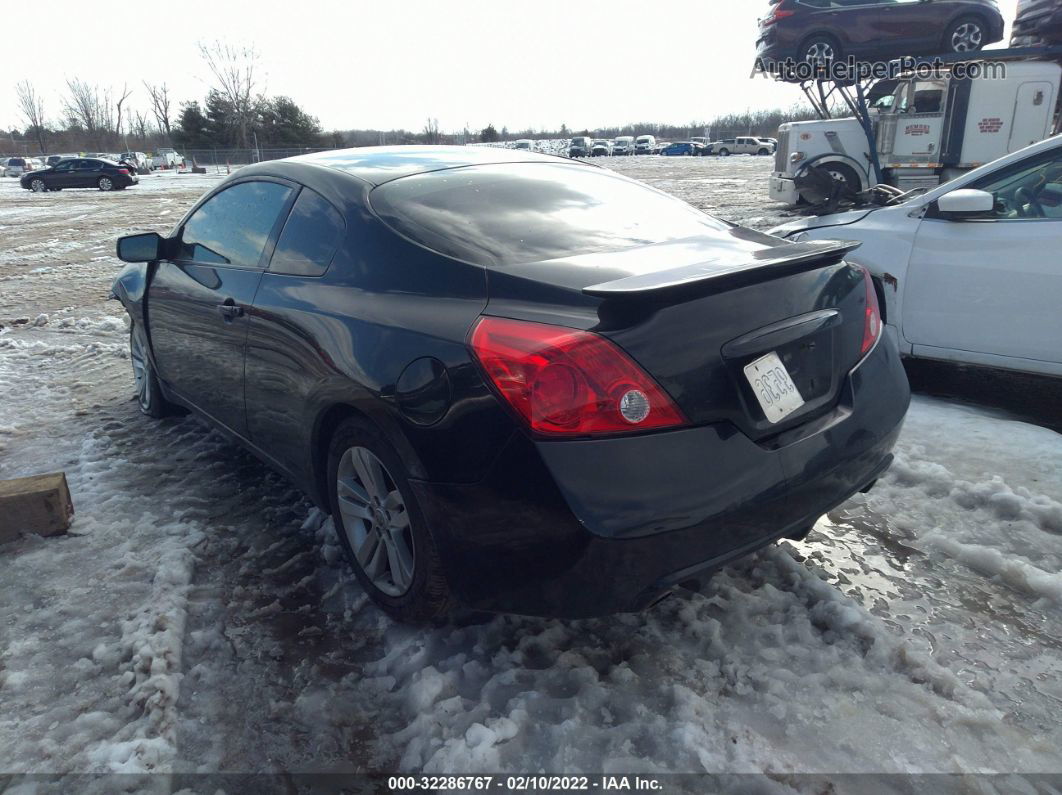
[770,58,1062,205]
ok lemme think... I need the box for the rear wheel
[30,178,47,192]
[718,148,730,157]
[98,176,114,191]
[945,16,985,52]
[327,417,454,623]
[799,34,841,69]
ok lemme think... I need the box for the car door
[244,186,348,473]
[147,179,296,436]
[903,146,1062,372]
[47,160,78,188]
[71,159,102,188]
[832,0,890,51]
[875,0,947,53]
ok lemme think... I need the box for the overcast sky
[2,0,1019,136]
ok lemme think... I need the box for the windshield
[370,162,730,268]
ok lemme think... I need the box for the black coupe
[111,146,909,621]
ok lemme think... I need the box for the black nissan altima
[111,146,909,621]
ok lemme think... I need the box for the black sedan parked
[111,146,909,621]
[20,158,138,192]
[756,0,1004,69]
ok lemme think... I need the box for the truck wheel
[758,148,770,156]
[945,16,985,52]
[718,148,730,157]
[821,163,860,194]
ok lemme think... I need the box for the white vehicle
[771,60,1062,205]
[512,139,535,151]
[612,136,635,155]
[710,136,774,156]
[591,139,613,157]
[634,134,656,155]
[151,148,185,169]
[1,157,30,177]
[119,151,152,171]
[770,135,1062,377]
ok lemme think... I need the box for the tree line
[6,41,819,155]
[7,42,330,155]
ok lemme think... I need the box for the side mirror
[116,232,164,263]
[934,189,995,220]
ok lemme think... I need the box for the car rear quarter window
[369,163,729,268]
[268,188,346,277]
[176,180,294,269]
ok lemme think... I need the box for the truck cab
[770,59,1062,205]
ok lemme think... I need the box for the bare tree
[63,78,102,141]
[114,83,133,139]
[197,41,261,148]
[133,110,150,141]
[15,80,47,152]
[144,81,172,137]
[422,117,441,145]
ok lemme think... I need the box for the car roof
[284,145,579,186]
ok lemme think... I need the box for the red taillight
[469,316,687,437]
[860,267,881,356]
[763,6,795,25]
[117,168,130,175]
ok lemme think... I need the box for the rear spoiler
[582,240,862,297]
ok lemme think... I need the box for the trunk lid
[484,229,871,441]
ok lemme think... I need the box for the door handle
[217,299,244,321]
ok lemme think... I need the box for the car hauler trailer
[769,46,1062,207]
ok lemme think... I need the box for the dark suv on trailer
[756,0,1004,68]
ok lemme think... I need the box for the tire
[799,34,841,68]
[821,162,861,194]
[945,16,985,52]
[718,148,730,157]
[327,417,454,623]
[129,322,171,418]
[98,176,114,191]
[757,148,770,156]
[29,178,47,192]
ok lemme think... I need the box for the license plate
[743,352,805,423]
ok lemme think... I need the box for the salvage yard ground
[1,158,1061,786]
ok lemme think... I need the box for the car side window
[268,188,346,277]
[54,161,75,172]
[971,149,1062,221]
[176,181,295,268]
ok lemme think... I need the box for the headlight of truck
[790,151,806,164]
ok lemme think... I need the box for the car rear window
[369,162,729,268]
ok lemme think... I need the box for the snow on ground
[1,157,1061,786]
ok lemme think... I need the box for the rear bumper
[412,335,909,618]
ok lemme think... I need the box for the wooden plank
[0,472,74,544]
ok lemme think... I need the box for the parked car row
[569,135,778,158]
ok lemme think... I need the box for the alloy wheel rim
[805,42,834,63]
[31,180,45,192]
[337,446,415,597]
[130,329,150,410]
[952,23,982,51]
[100,178,112,190]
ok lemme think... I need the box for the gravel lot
[2,157,1061,788]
